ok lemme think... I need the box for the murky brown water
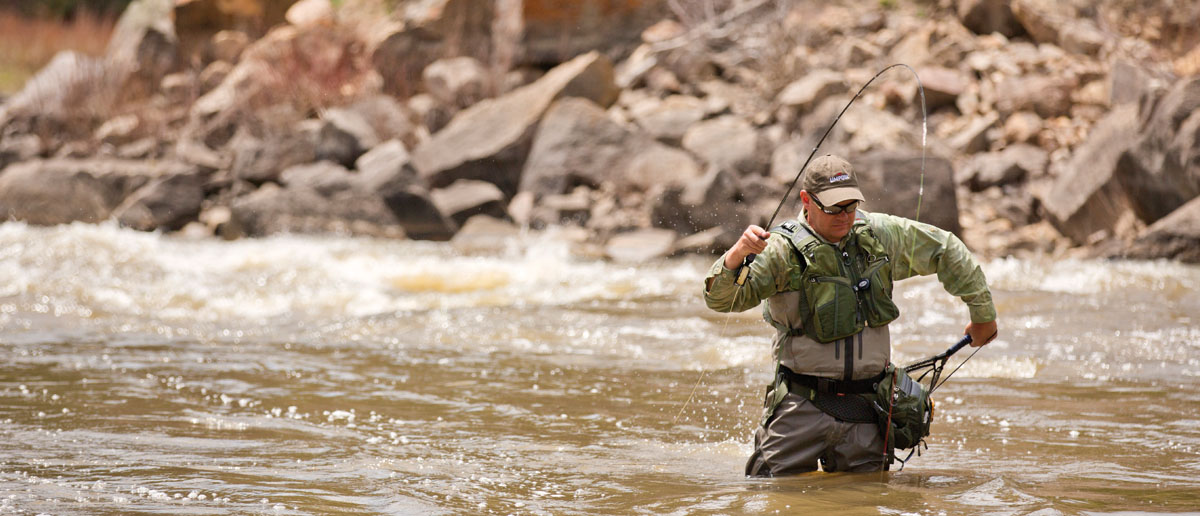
[2,222,1198,515]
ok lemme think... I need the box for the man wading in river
[703,154,998,476]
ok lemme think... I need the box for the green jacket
[703,210,996,379]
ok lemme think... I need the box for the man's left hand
[965,320,998,347]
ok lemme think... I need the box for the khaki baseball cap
[803,154,864,206]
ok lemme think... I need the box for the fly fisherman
[703,154,999,476]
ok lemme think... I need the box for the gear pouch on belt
[873,363,933,450]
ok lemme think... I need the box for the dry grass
[0,9,115,94]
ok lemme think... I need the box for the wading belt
[780,366,885,395]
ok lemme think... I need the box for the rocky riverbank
[1,0,1198,263]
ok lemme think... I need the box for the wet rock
[1039,104,1138,244]
[1116,77,1200,225]
[431,179,507,226]
[604,228,677,263]
[1121,197,1200,263]
[113,171,206,231]
[372,181,457,241]
[411,51,618,197]
[423,57,490,109]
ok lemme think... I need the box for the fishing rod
[674,64,928,425]
[735,63,928,286]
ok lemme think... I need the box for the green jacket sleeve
[702,234,794,313]
[868,212,997,323]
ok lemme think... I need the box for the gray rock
[228,128,317,184]
[371,0,494,97]
[853,151,962,236]
[280,161,356,197]
[776,70,848,113]
[230,182,406,239]
[949,113,998,155]
[315,108,379,168]
[1039,104,1138,244]
[106,0,178,97]
[995,75,1075,118]
[355,139,413,191]
[113,172,206,231]
[1116,77,1200,225]
[961,144,1047,191]
[430,179,507,226]
[628,94,706,143]
[0,51,112,139]
[1121,196,1200,263]
[0,134,42,170]
[917,66,969,111]
[0,160,115,225]
[411,52,619,197]
[681,115,766,176]
[520,98,702,201]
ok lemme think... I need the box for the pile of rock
[0,0,1197,263]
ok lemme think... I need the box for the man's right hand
[723,225,771,270]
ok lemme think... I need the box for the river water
[1,221,1198,515]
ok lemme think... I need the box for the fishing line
[675,64,928,425]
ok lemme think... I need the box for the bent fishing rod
[673,64,929,425]
[905,334,980,393]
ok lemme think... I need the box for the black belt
[781,366,886,395]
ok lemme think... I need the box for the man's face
[801,191,858,242]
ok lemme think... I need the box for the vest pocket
[861,257,900,327]
[809,277,860,342]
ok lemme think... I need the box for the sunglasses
[811,197,860,215]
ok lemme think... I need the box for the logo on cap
[830,172,851,183]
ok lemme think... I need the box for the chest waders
[757,216,932,464]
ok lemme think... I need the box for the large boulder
[0,158,194,225]
[1039,104,1139,244]
[681,115,767,176]
[229,182,405,238]
[853,151,962,236]
[411,51,618,197]
[228,127,318,184]
[994,75,1075,118]
[113,171,207,231]
[519,98,702,200]
[627,94,707,144]
[1115,77,1200,225]
[1120,197,1200,263]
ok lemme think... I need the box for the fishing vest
[764,213,901,380]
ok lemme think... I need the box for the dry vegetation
[0,8,115,94]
